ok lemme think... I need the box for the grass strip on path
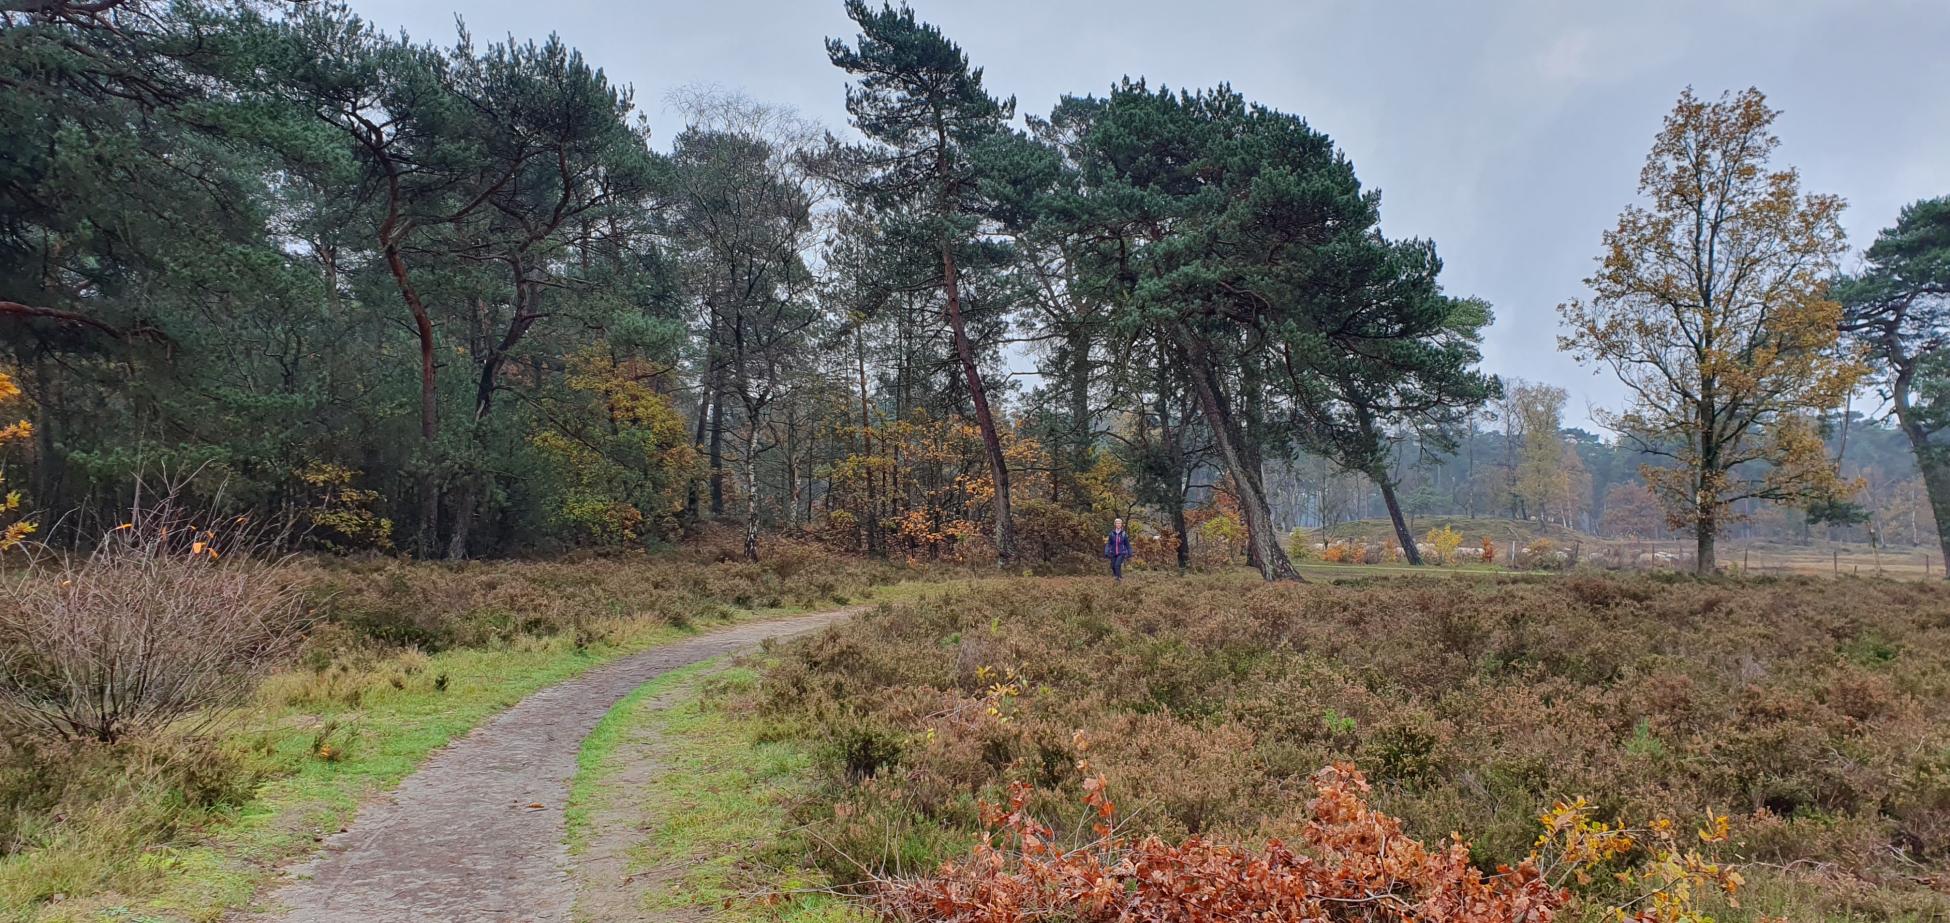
[568,662,867,923]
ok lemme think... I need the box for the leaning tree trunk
[1900,418,1950,579]
[940,243,1015,566]
[1377,477,1423,565]
[1174,322,1299,581]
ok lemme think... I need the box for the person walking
[1103,517,1134,581]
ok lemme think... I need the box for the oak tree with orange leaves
[1559,87,1862,575]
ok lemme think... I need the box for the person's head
[1113,518,1124,531]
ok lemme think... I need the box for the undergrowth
[750,572,1950,921]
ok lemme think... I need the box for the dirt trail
[250,607,862,923]
[570,681,696,923]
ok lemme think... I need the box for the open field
[736,572,1950,921]
[1311,517,1948,580]
[1319,516,1596,546]
[8,546,1950,923]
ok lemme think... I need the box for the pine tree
[1838,197,1950,574]
[825,1,1022,565]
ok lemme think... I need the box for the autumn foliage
[878,760,1565,923]
[0,368,32,552]
[1558,87,1862,573]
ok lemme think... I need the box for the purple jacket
[1103,529,1133,560]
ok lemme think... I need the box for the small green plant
[1321,708,1358,736]
[1624,718,1666,759]
[310,720,353,763]
[1287,530,1320,562]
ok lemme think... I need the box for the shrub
[1321,540,1358,564]
[878,765,1566,923]
[755,573,1950,918]
[0,733,253,901]
[0,507,312,742]
[1192,514,1245,566]
[1425,525,1464,565]
[1011,499,1102,568]
[1519,538,1569,570]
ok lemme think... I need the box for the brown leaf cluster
[878,765,1562,923]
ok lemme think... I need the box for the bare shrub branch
[0,500,313,741]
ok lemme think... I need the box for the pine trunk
[1174,322,1299,581]
[1900,417,1950,579]
[446,486,476,560]
[744,430,761,562]
[1379,479,1422,565]
[940,243,1014,565]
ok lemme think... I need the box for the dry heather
[296,535,908,652]
[753,573,1950,921]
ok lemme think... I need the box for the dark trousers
[1110,555,1127,579]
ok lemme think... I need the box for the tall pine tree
[825,0,1021,565]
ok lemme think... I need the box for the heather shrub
[753,573,1950,919]
[0,733,252,903]
[303,541,912,651]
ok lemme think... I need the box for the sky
[351,0,1950,430]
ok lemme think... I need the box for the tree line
[2,1,1945,577]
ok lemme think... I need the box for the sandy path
[250,607,861,923]
[569,681,695,923]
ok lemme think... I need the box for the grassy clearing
[570,661,868,923]
[0,548,935,922]
[1314,517,1947,581]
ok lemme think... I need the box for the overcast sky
[353,0,1950,431]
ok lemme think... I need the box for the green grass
[569,665,867,923]
[1,585,925,923]
[565,659,712,852]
